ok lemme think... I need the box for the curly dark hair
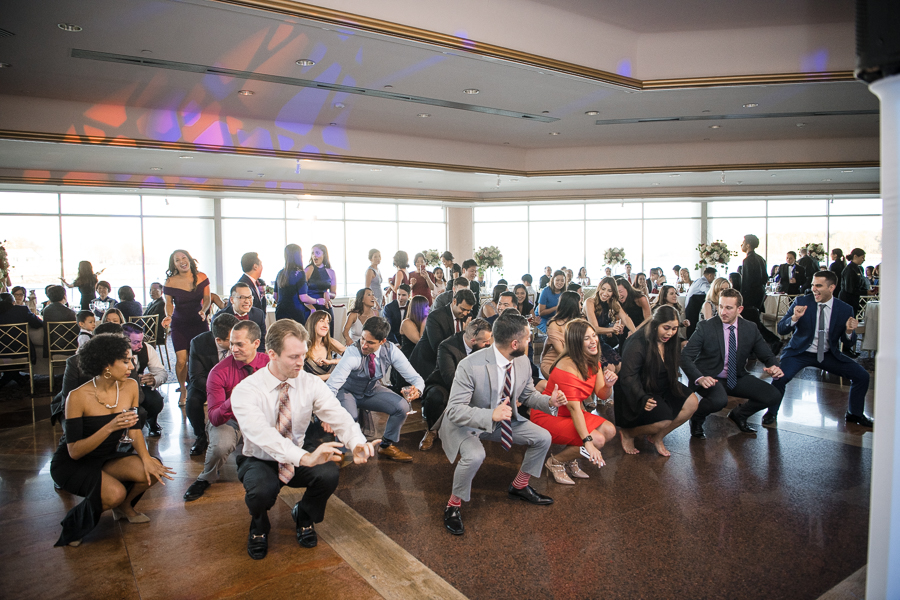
[78,333,132,378]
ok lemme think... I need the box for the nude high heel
[545,456,575,485]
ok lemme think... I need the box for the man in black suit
[777,251,805,295]
[220,283,267,351]
[419,318,493,451]
[186,312,239,456]
[797,248,818,293]
[382,284,410,344]
[740,234,767,311]
[681,288,784,438]
[462,259,480,306]
[143,282,167,342]
[409,289,476,378]
[239,252,266,312]
[433,277,471,312]
[41,285,77,358]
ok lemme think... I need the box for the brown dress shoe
[378,444,413,462]
[419,430,436,451]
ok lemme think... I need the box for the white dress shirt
[326,342,425,395]
[493,345,514,406]
[806,297,833,355]
[231,364,366,466]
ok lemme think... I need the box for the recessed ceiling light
[701,109,711,113]
[333,102,345,109]
[247,170,254,173]
[669,174,680,177]
[542,111,550,114]
[370,168,382,172]
[295,59,315,66]
[770,174,777,177]
[842,170,854,173]
[823,178,832,182]
[709,125,721,129]
[585,110,599,116]
[510,178,519,182]
[652,183,660,186]
[178,155,193,159]
[549,132,560,135]
[141,50,153,55]
[417,113,431,118]
[742,103,759,108]
[557,180,562,183]
[150,167,162,171]
[0,63,10,68]
[463,89,479,95]
[737,181,744,185]
[502,142,510,145]
[328,122,337,126]
[238,90,254,96]
[347,178,355,182]
[796,123,806,127]
[57,23,82,32]
[257,173,265,177]
[383,85,393,89]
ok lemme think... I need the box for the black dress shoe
[728,410,757,433]
[183,479,211,502]
[507,484,553,505]
[843,348,860,359]
[689,419,706,439]
[189,435,208,456]
[147,423,162,438]
[292,503,317,548]
[247,533,268,560]
[444,506,464,536]
[762,412,777,425]
[845,412,874,428]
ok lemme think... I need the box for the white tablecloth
[862,301,878,351]
[764,294,795,317]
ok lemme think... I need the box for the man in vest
[122,323,167,437]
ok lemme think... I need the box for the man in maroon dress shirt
[183,320,269,501]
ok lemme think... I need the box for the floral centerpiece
[696,240,737,270]
[474,245,503,280]
[802,242,826,261]
[603,247,626,267]
[0,240,10,291]
[421,249,441,268]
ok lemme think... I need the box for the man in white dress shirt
[231,319,381,560]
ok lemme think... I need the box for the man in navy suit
[221,283,266,351]
[765,270,872,427]
[238,252,266,312]
[381,284,410,344]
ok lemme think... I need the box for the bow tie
[235,313,250,321]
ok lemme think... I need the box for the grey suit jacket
[440,346,551,464]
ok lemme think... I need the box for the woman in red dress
[531,318,618,485]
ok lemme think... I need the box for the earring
[103,369,112,380]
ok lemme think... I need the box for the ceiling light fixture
[542,111,550,114]
[796,123,806,127]
[150,167,162,171]
[709,125,721,129]
[295,59,315,66]
[333,102,345,108]
[652,183,660,186]
[370,168,382,172]
[238,90,254,96]
[141,50,153,55]
[549,132,560,135]
[823,178,832,182]
[742,103,759,108]
[417,113,431,118]
[383,84,393,89]
[669,174,680,177]
[178,155,193,159]
[585,110,599,116]
[842,170,854,173]
[258,174,265,177]
[328,122,337,126]
[57,23,82,32]
[463,89,479,94]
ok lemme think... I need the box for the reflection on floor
[0,361,873,599]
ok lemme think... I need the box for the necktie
[455,319,461,333]
[817,304,826,362]
[275,382,294,484]
[500,363,513,451]
[726,325,737,390]
[242,364,254,377]
[367,352,376,378]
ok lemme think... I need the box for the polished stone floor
[0,359,874,599]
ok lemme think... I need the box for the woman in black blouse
[829,248,847,296]
[614,306,698,457]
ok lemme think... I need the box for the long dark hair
[278,244,303,288]
[652,285,678,310]
[166,249,199,288]
[552,291,582,324]
[349,288,371,315]
[549,270,567,294]
[406,295,429,329]
[594,276,622,321]
[639,305,682,394]
[832,247,846,268]
[513,283,533,314]
[616,276,644,307]
[550,318,599,381]
[309,244,332,269]
[306,310,339,355]
[73,260,97,288]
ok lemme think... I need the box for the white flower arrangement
[0,240,10,287]
[474,245,503,273]
[421,249,441,268]
[802,242,826,261]
[696,240,736,270]
[603,247,626,266]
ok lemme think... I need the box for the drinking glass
[119,407,139,443]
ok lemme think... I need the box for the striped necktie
[500,363,513,451]
[726,325,737,389]
[276,382,294,484]
[817,304,826,362]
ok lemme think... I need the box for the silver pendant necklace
[92,377,120,409]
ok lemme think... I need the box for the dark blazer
[382,299,404,344]
[469,280,481,306]
[117,300,143,321]
[741,251,768,310]
[187,331,224,406]
[681,316,778,384]
[777,295,857,364]
[220,304,267,351]
[410,304,457,378]
[143,297,167,341]
[41,302,77,358]
[840,263,866,299]
[829,260,846,295]
[238,273,266,312]
[797,256,818,291]
[777,263,805,295]
[0,305,43,329]
[426,331,468,388]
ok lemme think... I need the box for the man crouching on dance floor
[231,319,381,560]
[439,311,568,535]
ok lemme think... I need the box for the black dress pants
[140,386,164,427]
[741,307,780,345]
[421,384,449,429]
[185,392,206,437]
[237,455,339,535]
[691,375,782,423]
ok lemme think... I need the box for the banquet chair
[0,322,34,395]
[128,314,158,346]
[46,321,80,393]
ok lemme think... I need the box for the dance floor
[0,361,873,600]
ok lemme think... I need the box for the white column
[867,73,900,600]
[447,206,474,262]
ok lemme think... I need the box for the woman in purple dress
[161,249,210,406]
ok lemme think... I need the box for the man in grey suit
[439,312,568,536]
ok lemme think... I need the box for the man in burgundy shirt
[184,320,269,501]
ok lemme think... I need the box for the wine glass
[119,407,139,443]
[401,386,418,415]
